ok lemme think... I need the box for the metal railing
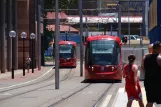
[122,47,148,80]
[122,48,148,66]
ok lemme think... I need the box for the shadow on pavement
[81,79,122,84]
[44,64,54,67]
[52,66,74,69]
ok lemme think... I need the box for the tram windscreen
[59,44,74,59]
[88,40,120,65]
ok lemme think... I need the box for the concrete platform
[112,87,161,107]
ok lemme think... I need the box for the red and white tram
[59,41,77,68]
[84,35,122,81]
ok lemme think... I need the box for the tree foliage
[44,0,77,50]
[44,0,77,9]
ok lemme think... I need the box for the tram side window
[71,46,74,58]
[74,47,76,58]
[113,44,121,64]
[86,43,89,65]
[86,43,92,65]
[117,47,121,63]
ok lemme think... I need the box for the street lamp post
[30,33,36,73]
[9,30,16,79]
[21,32,27,76]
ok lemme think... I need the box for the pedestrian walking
[140,44,153,80]
[144,41,161,107]
[26,55,31,73]
[123,54,144,107]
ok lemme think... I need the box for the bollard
[12,68,14,79]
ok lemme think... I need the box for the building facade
[0,0,44,73]
[149,0,161,43]
[66,0,145,36]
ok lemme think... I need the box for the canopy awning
[46,25,78,32]
[46,12,68,19]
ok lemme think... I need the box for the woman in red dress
[123,54,144,107]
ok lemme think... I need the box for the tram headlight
[92,67,94,71]
[112,67,115,71]
[112,66,118,71]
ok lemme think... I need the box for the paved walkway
[0,61,54,80]
[113,87,161,107]
[0,67,44,80]
[0,66,53,88]
[0,69,31,80]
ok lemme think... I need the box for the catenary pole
[13,0,18,70]
[0,0,6,73]
[128,0,131,47]
[118,2,121,38]
[140,24,143,47]
[55,0,60,89]
[7,0,12,71]
[37,0,41,70]
[79,0,83,77]
[145,0,149,37]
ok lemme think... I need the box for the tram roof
[86,35,121,44]
[59,40,76,46]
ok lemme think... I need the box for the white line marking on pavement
[0,67,54,90]
[101,95,112,107]
[0,93,12,96]
[112,88,127,107]
[118,88,125,93]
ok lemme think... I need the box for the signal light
[122,37,128,44]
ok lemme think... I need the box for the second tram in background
[59,41,77,68]
[84,35,122,82]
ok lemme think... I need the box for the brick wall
[29,0,36,68]
[0,0,38,71]
[17,0,30,68]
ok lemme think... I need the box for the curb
[0,66,45,80]
[0,66,54,91]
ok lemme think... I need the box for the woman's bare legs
[146,103,153,107]
[138,100,144,107]
[127,100,133,107]
[27,66,29,73]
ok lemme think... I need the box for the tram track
[48,83,92,107]
[0,60,119,107]
[48,83,115,107]
[0,67,75,101]
[0,66,55,93]
[93,83,113,107]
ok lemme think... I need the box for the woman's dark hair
[128,54,136,64]
[153,41,161,50]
